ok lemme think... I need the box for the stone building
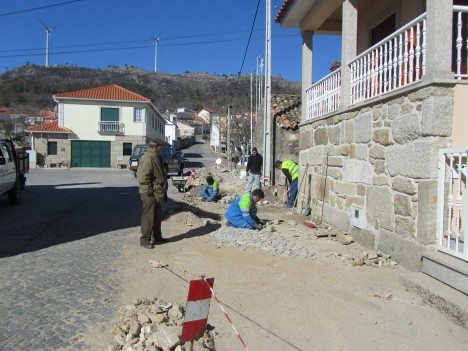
[275,0,468,275]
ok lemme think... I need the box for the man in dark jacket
[137,138,168,249]
[246,147,263,192]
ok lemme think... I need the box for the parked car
[129,144,185,177]
[0,140,29,204]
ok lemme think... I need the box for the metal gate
[437,148,468,261]
[71,141,111,168]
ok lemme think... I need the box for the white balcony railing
[454,6,468,79]
[98,121,125,134]
[305,6,468,121]
[306,68,341,121]
[437,148,468,261]
[349,13,427,105]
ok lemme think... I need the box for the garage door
[71,141,111,168]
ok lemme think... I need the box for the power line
[0,27,289,54]
[0,33,297,59]
[236,0,262,77]
[0,0,84,17]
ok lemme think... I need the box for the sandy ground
[88,172,468,351]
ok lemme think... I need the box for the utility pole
[227,105,231,169]
[250,73,253,152]
[263,0,272,183]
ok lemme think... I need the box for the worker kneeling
[225,189,265,230]
[199,175,219,201]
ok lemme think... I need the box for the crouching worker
[225,189,264,229]
[199,175,219,201]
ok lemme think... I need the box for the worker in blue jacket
[199,175,219,201]
[225,189,265,229]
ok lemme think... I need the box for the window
[101,107,119,121]
[123,142,132,156]
[48,141,57,155]
[0,144,12,163]
[134,107,144,123]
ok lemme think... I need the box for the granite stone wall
[298,86,454,270]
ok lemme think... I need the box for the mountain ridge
[0,64,302,114]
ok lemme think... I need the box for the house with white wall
[275,0,468,295]
[165,118,179,150]
[210,123,221,152]
[26,84,165,168]
[176,121,195,137]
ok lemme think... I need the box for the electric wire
[0,0,84,17]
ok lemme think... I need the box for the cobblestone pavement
[0,169,141,350]
[207,227,315,259]
[0,229,133,350]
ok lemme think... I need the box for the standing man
[246,147,263,192]
[275,159,299,208]
[137,138,168,249]
[224,189,265,229]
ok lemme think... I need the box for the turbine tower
[39,19,57,67]
[152,34,160,73]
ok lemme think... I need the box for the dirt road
[98,165,467,351]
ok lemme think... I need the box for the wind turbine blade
[39,18,49,30]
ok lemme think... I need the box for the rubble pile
[331,250,399,268]
[109,298,216,351]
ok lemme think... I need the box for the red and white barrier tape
[149,260,249,351]
[373,291,393,300]
[198,275,249,351]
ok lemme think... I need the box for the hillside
[0,64,301,113]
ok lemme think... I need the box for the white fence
[305,6,468,120]
[98,121,125,134]
[437,148,468,261]
[454,6,468,79]
[305,68,341,121]
[349,13,426,105]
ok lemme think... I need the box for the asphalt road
[0,141,213,350]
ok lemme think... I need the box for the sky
[0,0,342,82]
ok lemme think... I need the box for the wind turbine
[152,33,161,73]
[39,19,57,67]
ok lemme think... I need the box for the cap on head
[149,137,164,147]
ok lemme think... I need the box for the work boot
[152,237,170,244]
[140,242,154,249]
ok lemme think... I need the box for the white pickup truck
[0,140,29,204]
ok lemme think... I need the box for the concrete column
[301,30,313,122]
[424,0,454,80]
[340,0,358,108]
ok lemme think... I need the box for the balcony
[98,121,125,135]
[305,5,468,121]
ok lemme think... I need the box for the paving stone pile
[206,226,315,259]
[109,298,215,351]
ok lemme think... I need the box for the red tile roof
[194,115,208,124]
[36,110,56,118]
[54,84,150,102]
[26,120,72,133]
[275,0,293,23]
